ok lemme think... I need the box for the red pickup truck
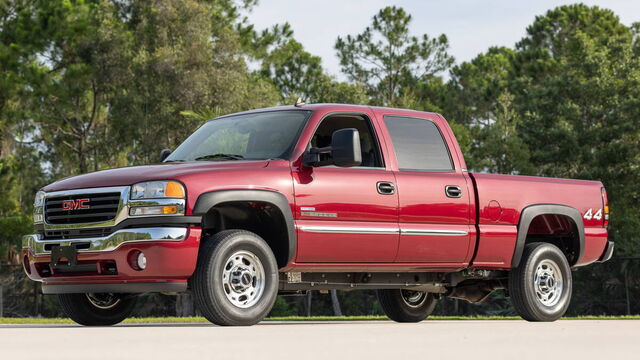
[22,104,612,326]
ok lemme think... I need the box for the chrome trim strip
[298,226,399,235]
[22,227,187,255]
[297,225,468,237]
[400,229,468,236]
[42,186,129,230]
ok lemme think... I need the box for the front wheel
[191,230,279,326]
[509,242,572,322]
[58,293,137,326]
[377,289,438,322]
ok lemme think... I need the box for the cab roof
[214,103,442,120]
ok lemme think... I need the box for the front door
[293,112,398,263]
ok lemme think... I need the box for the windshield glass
[165,110,311,162]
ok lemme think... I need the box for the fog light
[128,250,147,271]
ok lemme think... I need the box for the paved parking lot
[1,320,635,359]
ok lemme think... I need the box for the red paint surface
[33,104,608,284]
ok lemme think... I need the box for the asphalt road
[1,320,636,359]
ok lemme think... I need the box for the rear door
[292,111,399,263]
[380,114,474,264]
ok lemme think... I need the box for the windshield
[165,110,311,162]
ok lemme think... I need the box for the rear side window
[383,115,453,171]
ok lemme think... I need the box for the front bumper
[21,226,202,293]
[23,227,189,255]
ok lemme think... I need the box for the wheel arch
[511,204,584,268]
[192,189,296,268]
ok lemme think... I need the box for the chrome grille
[45,192,121,225]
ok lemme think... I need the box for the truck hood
[42,160,270,192]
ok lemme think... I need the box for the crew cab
[21,104,613,326]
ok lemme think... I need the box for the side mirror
[160,149,172,162]
[303,128,362,167]
[331,128,362,167]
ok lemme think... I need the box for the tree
[250,23,367,104]
[335,6,453,106]
[35,0,132,174]
[446,47,516,126]
[512,4,640,255]
[111,0,279,164]
[466,92,533,174]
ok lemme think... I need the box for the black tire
[377,289,438,323]
[58,293,137,326]
[509,242,572,322]
[191,230,278,326]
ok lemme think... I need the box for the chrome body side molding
[298,225,468,237]
[400,229,468,236]
[298,226,399,235]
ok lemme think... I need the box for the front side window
[383,115,453,171]
[310,115,384,168]
[166,110,311,162]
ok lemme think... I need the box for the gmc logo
[61,199,90,210]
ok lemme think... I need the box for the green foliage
[335,6,453,106]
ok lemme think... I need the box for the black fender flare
[193,189,296,264]
[511,204,585,268]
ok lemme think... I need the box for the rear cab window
[383,115,453,171]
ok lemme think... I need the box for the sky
[247,0,639,79]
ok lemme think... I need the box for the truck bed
[469,172,608,269]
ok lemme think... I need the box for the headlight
[33,191,45,223]
[34,191,45,207]
[130,181,185,199]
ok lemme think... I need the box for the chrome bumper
[597,241,614,263]
[22,227,188,255]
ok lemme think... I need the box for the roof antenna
[294,97,305,107]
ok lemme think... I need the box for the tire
[58,293,137,326]
[377,289,438,323]
[191,230,278,326]
[509,242,572,322]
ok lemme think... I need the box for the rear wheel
[377,289,438,323]
[58,293,137,326]
[509,242,572,322]
[191,230,278,326]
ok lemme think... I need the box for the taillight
[601,187,609,228]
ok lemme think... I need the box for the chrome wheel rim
[221,250,265,308]
[86,293,121,310]
[534,259,563,307]
[400,290,428,308]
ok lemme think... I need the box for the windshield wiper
[194,153,245,161]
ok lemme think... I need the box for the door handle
[445,185,462,198]
[377,182,395,195]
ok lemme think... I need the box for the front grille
[45,192,121,225]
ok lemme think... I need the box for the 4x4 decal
[583,208,603,221]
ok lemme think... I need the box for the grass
[1,315,639,324]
